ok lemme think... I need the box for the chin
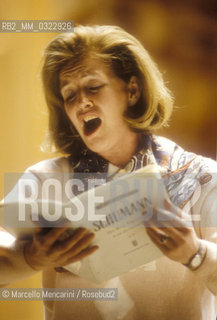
[84,139,109,156]
[82,138,100,152]
[87,145,104,155]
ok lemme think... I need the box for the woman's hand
[145,200,201,265]
[24,227,98,271]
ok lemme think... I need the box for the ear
[127,76,141,107]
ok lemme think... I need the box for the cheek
[106,97,128,121]
[64,107,78,127]
[65,106,74,120]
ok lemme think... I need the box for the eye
[88,85,104,93]
[64,93,76,104]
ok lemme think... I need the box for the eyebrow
[60,84,75,98]
[60,75,106,94]
[60,79,70,88]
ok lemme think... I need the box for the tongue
[84,118,101,136]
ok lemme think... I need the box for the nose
[77,93,93,111]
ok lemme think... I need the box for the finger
[148,208,178,228]
[54,267,71,273]
[145,220,165,234]
[34,226,46,234]
[35,227,68,247]
[69,232,95,253]
[34,227,54,235]
[164,199,191,221]
[57,228,88,242]
[64,245,99,265]
[60,233,96,259]
[146,227,171,251]
[164,199,173,211]
[153,207,192,228]
[54,228,90,252]
[146,221,177,246]
[157,219,192,236]
[146,219,183,244]
[152,206,175,223]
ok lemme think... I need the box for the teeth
[83,115,99,123]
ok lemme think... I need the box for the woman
[1,25,217,319]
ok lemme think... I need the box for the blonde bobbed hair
[42,25,173,158]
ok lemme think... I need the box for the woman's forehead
[59,58,111,86]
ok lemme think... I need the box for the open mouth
[83,116,102,136]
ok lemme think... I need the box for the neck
[99,133,141,168]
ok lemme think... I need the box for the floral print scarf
[71,135,212,210]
